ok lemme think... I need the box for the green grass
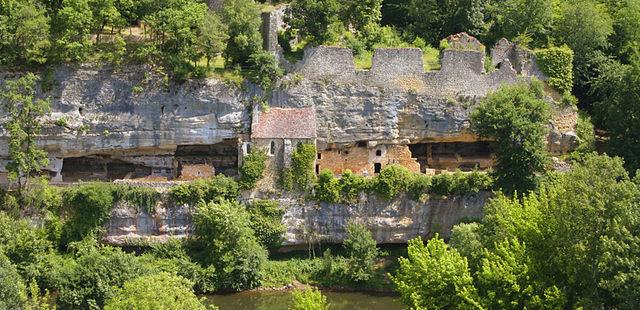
[423,46,441,71]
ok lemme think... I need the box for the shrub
[290,288,329,310]
[314,170,341,203]
[343,222,380,282]
[291,142,317,191]
[60,183,115,245]
[431,171,493,197]
[193,200,267,290]
[338,170,369,204]
[246,200,286,250]
[247,51,284,91]
[408,174,432,200]
[535,46,574,93]
[239,149,267,190]
[56,242,148,310]
[280,168,294,191]
[0,212,53,270]
[0,252,27,309]
[371,165,411,200]
[170,175,239,206]
[104,273,207,310]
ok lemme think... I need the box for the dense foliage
[314,165,493,203]
[471,80,551,195]
[239,148,267,189]
[393,154,640,309]
[0,73,50,193]
[290,288,329,310]
[193,200,268,291]
[104,273,208,310]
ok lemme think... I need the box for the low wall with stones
[103,192,490,246]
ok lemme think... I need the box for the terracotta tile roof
[252,107,317,139]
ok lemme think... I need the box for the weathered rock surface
[104,192,489,246]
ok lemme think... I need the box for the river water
[205,291,402,310]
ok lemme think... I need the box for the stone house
[250,107,317,188]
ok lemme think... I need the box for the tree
[403,0,489,45]
[52,0,94,61]
[593,57,640,173]
[314,170,340,204]
[487,0,553,45]
[285,0,342,44]
[343,222,380,282]
[391,236,482,309]
[554,0,613,84]
[198,11,228,69]
[290,288,329,310]
[477,239,564,309]
[342,0,383,32]
[89,0,123,42]
[0,0,51,65]
[221,0,263,66]
[0,73,50,193]
[193,200,268,291]
[470,80,551,195]
[104,273,207,310]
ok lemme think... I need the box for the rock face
[0,36,578,183]
[104,192,489,246]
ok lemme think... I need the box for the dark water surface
[205,291,402,310]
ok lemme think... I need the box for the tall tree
[487,0,553,45]
[470,80,551,195]
[391,236,483,309]
[0,0,51,65]
[221,0,262,66]
[0,73,50,193]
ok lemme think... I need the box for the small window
[315,164,320,174]
[269,141,276,155]
[374,163,382,174]
[344,150,350,155]
[357,141,367,147]
[317,153,322,160]
[78,107,84,115]
[161,105,165,115]
[376,150,382,156]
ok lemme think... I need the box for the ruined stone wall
[104,191,490,246]
[316,144,421,176]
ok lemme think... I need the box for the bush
[314,170,341,203]
[338,170,369,203]
[246,200,286,250]
[104,273,207,310]
[0,252,27,309]
[0,212,53,270]
[239,149,267,190]
[247,51,284,91]
[408,174,432,200]
[170,175,239,206]
[290,288,329,310]
[343,222,380,282]
[291,142,317,191]
[431,171,493,197]
[535,46,574,93]
[61,183,114,245]
[56,241,148,310]
[371,165,411,200]
[193,200,267,291]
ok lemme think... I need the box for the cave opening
[175,139,239,177]
[61,156,152,182]
[409,141,494,172]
